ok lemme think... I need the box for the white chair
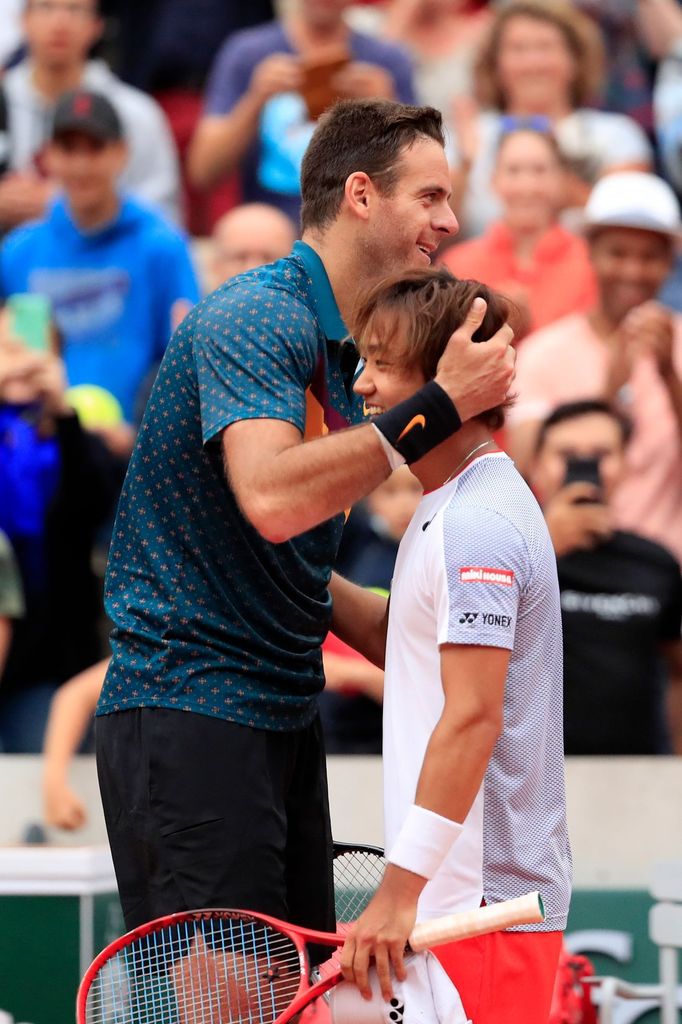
[590,862,682,1024]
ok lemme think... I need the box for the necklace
[441,439,496,488]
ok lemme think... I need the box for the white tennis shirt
[383,452,572,931]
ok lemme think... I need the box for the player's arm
[340,643,508,1001]
[328,571,388,668]
[223,298,514,542]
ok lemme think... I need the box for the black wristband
[373,380,462,464]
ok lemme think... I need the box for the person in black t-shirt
[529,399,682,755]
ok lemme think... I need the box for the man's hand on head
[434,297,515,421]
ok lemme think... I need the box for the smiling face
[495,14,577,112]
[353,329,427,417]
[493,129,565,231]
[589,227,674,325]
[361,136,458,277]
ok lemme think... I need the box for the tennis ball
[66,384,124,429]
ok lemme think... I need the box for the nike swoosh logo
[397,414,426,442]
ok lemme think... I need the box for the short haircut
[300,99,445,233]
[534,399,633,454]
[475,0,605,111]
[351,267,510,430]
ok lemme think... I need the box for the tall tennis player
[332,268,572,1024]
[95,99,515,952]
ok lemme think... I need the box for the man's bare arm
[329,572,388,668]
[223,299,515,541]
[340,644,509,1000]
[223,418,392,542]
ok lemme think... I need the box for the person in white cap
[508,170,682,564]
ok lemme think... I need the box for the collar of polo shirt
[293,241,347,344]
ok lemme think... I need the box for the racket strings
[84,916,302,1024]
[332,849,386,923]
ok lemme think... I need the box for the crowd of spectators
[0,0,681,788]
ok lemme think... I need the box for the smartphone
[563,456,603,502]
[7,293,52,353]
[299,51,350,120]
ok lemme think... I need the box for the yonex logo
[460,566,515,587]
[459,612,478,624]
[481,612,512,628]
[397,414,426,441]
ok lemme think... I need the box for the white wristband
[387,804,464,880]
[372,423,406,471]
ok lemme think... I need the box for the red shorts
[433,930,563,1024]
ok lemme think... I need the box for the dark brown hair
[351,267,511,430]
[475,0,605,111]
[300,99,445,233]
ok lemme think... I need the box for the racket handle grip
[408,891,545,952]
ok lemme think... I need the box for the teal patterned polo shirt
[97,242,364,731]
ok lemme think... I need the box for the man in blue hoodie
[0,89,200,449]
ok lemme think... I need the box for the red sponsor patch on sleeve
[459,566,515,586]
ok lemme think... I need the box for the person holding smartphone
[529,399,682,756]
[0,326,120,752]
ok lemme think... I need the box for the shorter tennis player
[332,268,572,1024]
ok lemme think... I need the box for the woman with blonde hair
[450,0,652,238]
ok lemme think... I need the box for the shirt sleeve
[204,33,258,116]
[430,505,531,651]
[193,280,319,444]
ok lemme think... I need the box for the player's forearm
[234,425,392,543]
[187,96,263,188]
[415,711,502,823]
[329,572,388,668]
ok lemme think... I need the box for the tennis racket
[77,891,544,1024]
[332,841,386,922]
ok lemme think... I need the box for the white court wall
[0,755,680,888]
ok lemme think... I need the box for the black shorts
[96,708,335,953]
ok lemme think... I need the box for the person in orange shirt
[443,125,596,338]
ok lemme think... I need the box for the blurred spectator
[0,0,23,66]
[529,400,682,755]
[443,126,596,338]
[100,0,276,235]
[575,0,656,133]
[0,0,181,229]
[319,465,422,754]
[188,0,415,224]
[0,333,120,752]
[508,171,682,564]
[450,0,653,239]
[648,0,682,196]
[208,202,296,290]
[378,0,493,114]
[42,656,106,829]
[0,90,200,445]
[104,0,275,93]
[0,528,24,679]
